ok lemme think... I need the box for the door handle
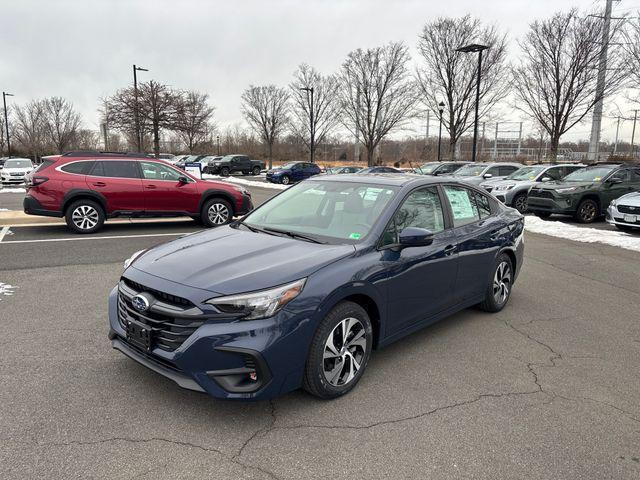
[92,182,106,187]
[145,185,157,190]
[444,244,457,256]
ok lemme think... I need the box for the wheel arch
[198,189,237,214]
[578,193,602,212]
[62,189,107,215]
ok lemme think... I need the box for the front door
[139,161,200,213]
[379,186,458,335]
[86,160,145,213]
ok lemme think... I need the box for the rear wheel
[281,175,291,185]
[478,253,513,313]
[201,198,233,227]
[65,199,105,234]
[252,166,261,176]
[512,193,528,213]
[220,167,230,177]
[303,301,373,399]
[575,199,599,223]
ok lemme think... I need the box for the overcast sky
[1,0,633,143]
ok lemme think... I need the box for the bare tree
[416,16,509,159]
[241,85,289,169]
[512,9,627,160]
[41,97,82,153]
[174,90,216,153]
[340,42,417,166]
[289,64,342,162]
[104,80,177,156]
[13,100,47,159]
[622,14,640,98]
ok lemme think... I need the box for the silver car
[480,164,585,213]
[450,162,522,186]
[607,191,640,232]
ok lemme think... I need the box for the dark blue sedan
[109,174,524,400]
[265,161,322,184]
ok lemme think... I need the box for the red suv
[23,152,253,233]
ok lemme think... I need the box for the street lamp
[300,87,315,163]
[437,101,445,161]
[3,92,14,157]
[216,134,220,155]
[455,44,489,162]
[132,64,148,153]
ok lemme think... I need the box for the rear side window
[90,161,140,179]
[443,186,481,227]
[474,191,493,218]
[34,159,55,173]
[60,161,94,175]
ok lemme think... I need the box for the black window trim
[56,160,95,176]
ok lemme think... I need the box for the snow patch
[525,216,640,252]
[0,283,17,299]
[202,174,289,190]
[0,208,8,211]
[0,187,26,193]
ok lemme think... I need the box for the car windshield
[4,159,32,168]
[453,164,487,176]
[562,166,616,182]
[417,163,439,174]
[241,180,398,244]
[279,162,300,169]
[507,166,547,181]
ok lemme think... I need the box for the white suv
[1,158,34,184]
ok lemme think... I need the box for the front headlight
[123,250,146,270]
[206,278,306,320]
[610,199,617,207]
[555,187,577,193]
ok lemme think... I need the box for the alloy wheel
[493,261,512,305]
[514,195,527,213]
[72,205,99,231]
[207,203,230,225]
[323,317,367,387]
[580,202,597,222]
[281,176,290,185]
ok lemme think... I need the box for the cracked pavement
[1,223,639,479]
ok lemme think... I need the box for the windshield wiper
[263,227,326,244]
[237,222,283,237]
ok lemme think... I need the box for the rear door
[140,161,200,213]
[443,185,504,302]
[291,163,305,181]
[86,160,144,213]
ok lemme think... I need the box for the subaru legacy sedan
[109,174,524,400]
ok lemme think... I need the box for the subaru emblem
[132,294,150,312]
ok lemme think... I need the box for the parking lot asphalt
[1,185,639,479]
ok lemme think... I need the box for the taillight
[28,176,49,187]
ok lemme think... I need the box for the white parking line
[1,232,190,245]
[0,226,10,242]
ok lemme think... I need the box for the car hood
[130,226,355,295]
[536,181,595,191]
[485,178,533,188]
[617,191,640,206]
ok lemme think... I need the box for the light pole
[132,64,148,153]
[3,92,14,157]
[456,44,489,162]
[437,101,445,161]
[216,134,220,155]
[300,87,314,163]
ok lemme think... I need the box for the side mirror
[397,227,434,249]
[178,176,189,184]
[541,176,552,182]
[483,173,493,179]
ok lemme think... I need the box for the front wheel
[252,166,261,176]
[575,199,599,223]
[280,175,290,185]
[201,198,233,227]
[65,199,105,234]
[512,193,528,213]
[478,253,514,313]
[220,167,230,177]
[303,301,373,399]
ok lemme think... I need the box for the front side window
[242,181,398,243]
[499,166,519,176]
[542,167,563,180]
[443,186,481,227]
[91,161,140,179]
[140,161,182,181]
[381,187,445,246]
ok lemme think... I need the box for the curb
[0,211,194,227]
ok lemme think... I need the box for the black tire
[280,175,291,185]
[478,253,514,313]
[65,199,105,234]
[303,301,373,399]
[512,193,528,214]
[220,167,230,177]
[252,166,261,176]
[575,198,599,224]
[200,197,233,227]
[535,211,552,219]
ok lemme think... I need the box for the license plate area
[623,214,638,223]
[126,318,153,352]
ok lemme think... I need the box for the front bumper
[1,175,26,184]
[606,204,640,228]
[526,192,575,215]
[107,270,316,400]
[236,194,253,215]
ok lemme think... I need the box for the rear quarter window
[33,159,56,173]
[60,161,94,175]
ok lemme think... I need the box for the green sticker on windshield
[349,233,362,240]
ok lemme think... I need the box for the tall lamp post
[455,44,488,162]
[132,64,148,153]
[437,101,445,161]
[3,92,14,157]
[300,87,315,163]
[216,134,220,155]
